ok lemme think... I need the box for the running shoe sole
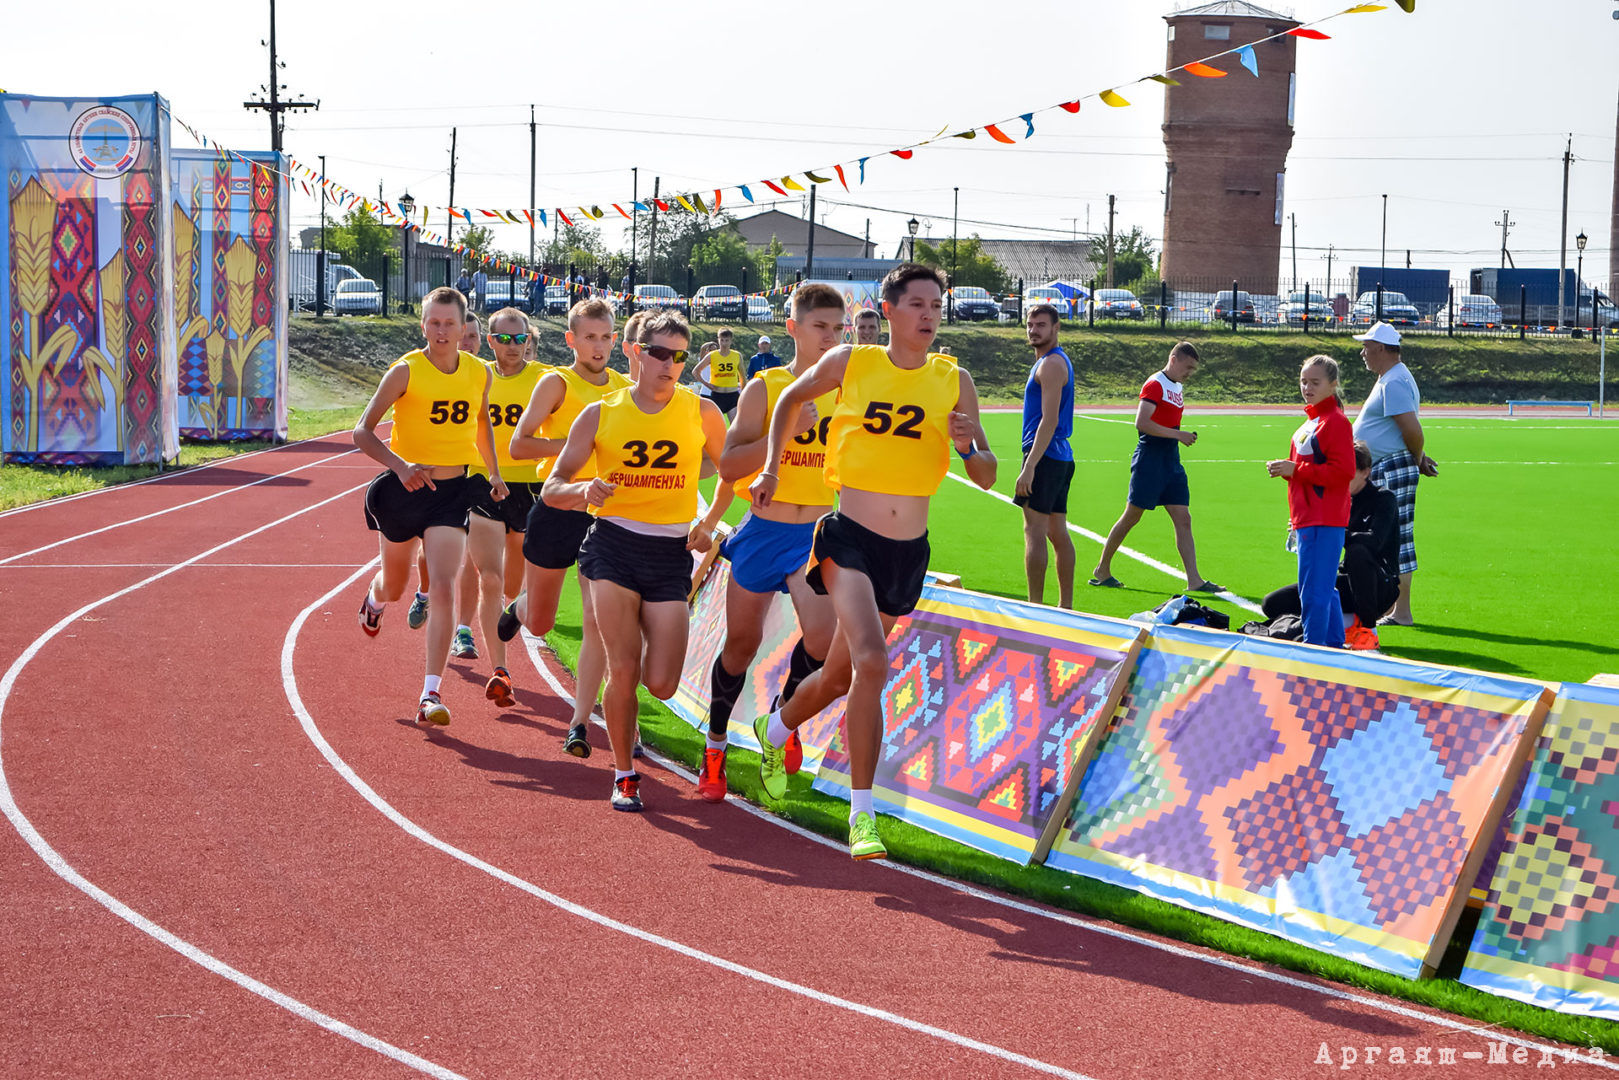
[486,671,516,708]
[417,698,451,727]
[563,724,592,758]
[358,597,383,637]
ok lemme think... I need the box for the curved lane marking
[286,562,1097,1080]
[0,481,467,1080]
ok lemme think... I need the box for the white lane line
[284,568,1096,1080]
[0,482,466,1080]
[0,563,374,570]
[0,446,366,566]
[518,635,1614,1070]
[0,441,294,520]
[942,471,1265,615]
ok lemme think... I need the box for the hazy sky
[6,0,1616,284]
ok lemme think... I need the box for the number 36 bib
[824,344,958,497]
[592,386,705,524]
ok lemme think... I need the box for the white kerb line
[282,567,1097,1080]
[0,480,466,1080]
[943,471,1264,615]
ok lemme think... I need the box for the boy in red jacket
[1266,355,1355,647]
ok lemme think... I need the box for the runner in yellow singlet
[542,310,731,811]
[694,327,744,416]
[353,287,506,728]
[501,298,631,757]
[697,284,847,802]
[748,263,998,860]
[464,306,547,708]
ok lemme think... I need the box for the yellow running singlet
[732,367,838,507]
[707,350,743,391]
[593,387,706,524]
[538,366,632,480]
[824,344,958,497]
[388,349,487,467]
[475,359,547,482]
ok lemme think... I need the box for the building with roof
[1161,1,1299,293]
[732,209,875,260]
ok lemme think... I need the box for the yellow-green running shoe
[848,812,887,861]
[754,714,788,802]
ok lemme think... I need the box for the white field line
[0,482,465,1080]
[517,634,1616,1070]
[942,471,1265,615]
[0,446,367,566]
[281,568,1096,1080]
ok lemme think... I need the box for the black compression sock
[780,637,824,705]
[708,656,748,737]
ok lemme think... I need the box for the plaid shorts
[1370,450,1419,575]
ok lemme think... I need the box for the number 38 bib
[592,386,705,524]
[824,344,958,497]
[388,349,488,467]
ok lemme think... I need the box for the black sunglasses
[641,344,689,364]
[489,332,530,345]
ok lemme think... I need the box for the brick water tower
[1161,1,1300,294]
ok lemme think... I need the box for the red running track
[0,433,1604,1079]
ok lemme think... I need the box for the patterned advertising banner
[812,588,1143,864]
[170,149,288,440]
[1046,625,1551,979]
[1,93,177,464]
[1462,682,1619,1018]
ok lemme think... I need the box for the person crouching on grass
[1266,355,1355,648]
[541,311,732,811]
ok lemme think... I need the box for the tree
[457,225,497,271]
[913,235,1009,294]
[325,207,396,274]
[1088,225,1157,289]
[690,226,755,290]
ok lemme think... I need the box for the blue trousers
[1297,525,1346,647]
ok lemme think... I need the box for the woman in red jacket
[1266,355,1355,647]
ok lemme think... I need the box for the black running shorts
[468,477,535,533]
[805,511,929,618]
[522,498,595,570]
[1012,450,1075,516]
[363,470,472,543]
[577,518,693,604]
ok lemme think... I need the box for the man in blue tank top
[1014,304,1077,607]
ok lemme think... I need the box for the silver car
[332,278,382,316]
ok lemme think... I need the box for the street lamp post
[1577,229,1588,329]
[907,216,919,261]
[397,191,416,314]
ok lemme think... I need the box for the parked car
[543,285,570,315]
[1351,290,1422,327]
[1023,286,1073,319]
[332,277,382,316]
[1094,288,1145,320]
[631,283,683,311]
[1211,290,1256,323]
[692,284,747,320]
[1436,294,1504,330]
[746,296,772,323]
[289,251,362,312]
[478,280,530,312]
[1280,291,1335,327]
[946,286,999,321]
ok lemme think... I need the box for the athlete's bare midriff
[749,498,833,525]
[838,487,931,540]
[422,464,470,481]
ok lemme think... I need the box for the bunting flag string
[143,0,1408,281]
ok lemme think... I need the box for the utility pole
[317,152,327,317]
[805,184,817,278]
[1105,194,1116,288]
[1321,244,1335,292]
[631,167,639,287]
[1559,134,1572,330]
[1496,209,1516,269]
[446,127,458,248]
[1064,217,1080,241]
[1290,212,1298,296]
[528,105,536,268]
[1380,193,1388,272]
[242,0,317,153]
[864,218,870,257]
[648,176,660,282]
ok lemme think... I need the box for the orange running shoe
[697,746,728,803]
[1345,619,1380,652]
[784,729,803,775]
[485,667,516,708]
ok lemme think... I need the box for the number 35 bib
[824,344,958,497]
[388,349,488,467]
[592,386,705,524]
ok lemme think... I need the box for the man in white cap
[1350,321,1438,627]
[746,334,782,380]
